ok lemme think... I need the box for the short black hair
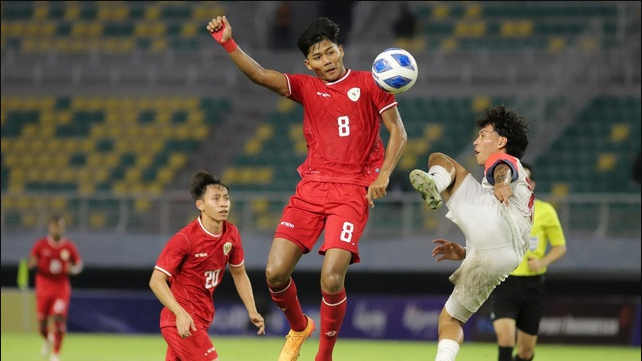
[297,17,340,57]
[475,104,529,159]
[190,169,229,201]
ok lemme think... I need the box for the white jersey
[447,153,532,255]
[481,154,533,256]
[443,153,534,320]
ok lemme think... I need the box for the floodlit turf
[1,332,640,361]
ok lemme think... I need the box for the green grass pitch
[1,332,640,361]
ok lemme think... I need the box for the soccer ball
[371,48,418,94]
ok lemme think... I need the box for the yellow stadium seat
[16,197,35,210]
[276,98,298,113]
[256,168,274,184]
[500,21,533,37]
[423,124,444,140]
[256,214,280,231]
[0,140,11,154]
[135,199,152,212]
[146,182,163,195]
[7,181,25,193]
[78,182,95,195]
[455,21,486,37]
[551,183,570,196]
[21,213,38,227]
[222,168,238,183]
[596,153,616,172]
[464,4,482,19]
[144,6,161,20]
[124,168,142,182]
[156,168,174,185]
[89,212,107,228]
[473,96,491,113]
[431,5,450,19]
[168,153,187,168]
[423,214,439,231]
[181,23,198,37]
[49,197,68,210]
[440,37,459,52]
[24,97,41,110]
[610,123,630,142]
[187,111,205,124]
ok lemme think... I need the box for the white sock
[435,339,460,361]
[428,165,452,193]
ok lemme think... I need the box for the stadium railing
[1,191,639,240]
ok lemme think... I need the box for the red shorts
[161,326,218,361]
[275,179,369,264]
[36,284,71,320]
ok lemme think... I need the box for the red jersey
[30,236,82,293]
[154,217,245,329]
[285,69,398,186]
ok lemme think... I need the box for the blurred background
[1,0,640,345]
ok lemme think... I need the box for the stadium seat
[1,1,228,53]
[535,96,641,193]
[0,95,231,229]
[413,1,623,51]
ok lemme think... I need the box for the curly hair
[475,104,529,159]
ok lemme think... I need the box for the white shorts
[443,174,527,322]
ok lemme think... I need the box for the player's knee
[320,273,344,294]
[428,152,446,166]
[265,267,289,287]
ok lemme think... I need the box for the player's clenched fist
[207,15,237,52]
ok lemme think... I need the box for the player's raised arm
[207,15,289,96]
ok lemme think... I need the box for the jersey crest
[347,87,361,101]
[223,242,232,256]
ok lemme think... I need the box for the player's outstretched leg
[409,169,443,210]
[278,315,316,361]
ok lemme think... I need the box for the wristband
[221,39,238,53]
[211,32,238,53]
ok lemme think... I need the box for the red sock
[315,288,347,361]
[52,318,66,354]
[269,278,307,331]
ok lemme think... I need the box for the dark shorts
[489,274,545,335]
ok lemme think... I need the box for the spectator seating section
[224,96,482,194]
[1,1,227,53]
[3,93,639,230]
[221,95,640,195]
[534,95,641,194]
[1,96,230,228]
[413,1,624,52]
[2,2,631,54]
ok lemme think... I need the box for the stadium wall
[2,288,639,346]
